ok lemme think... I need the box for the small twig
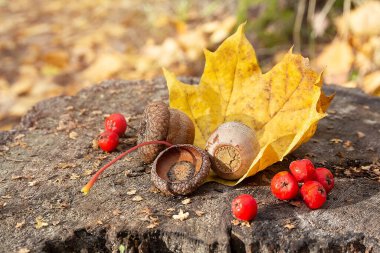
[342,0,351,40]
[5,157,27,162]
[320,0,337,19]
[81,140,172,195]
[307,0,316,23]
[307,0,317,59]
[293,0,307,53]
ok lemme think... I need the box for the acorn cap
[151,144,211,195]
[137,101,170,163]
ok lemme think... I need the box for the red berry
[315,167,334,193]
[105,113,127,136]
[270,171,299,200]
[231,194,258,221]
[289,159,316,182]
[98,131,119,152]
[300,181,327,209]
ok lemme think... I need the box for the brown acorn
[137,101,195,163]
[205,122,260,180]
[151,144,211,195]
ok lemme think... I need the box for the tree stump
[0,78,379,253]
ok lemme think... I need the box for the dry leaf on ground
[315,39,354,85]
[165,23,333,185]
[336,1,380,37]
[0,0,237,130]
[324,1,380,96]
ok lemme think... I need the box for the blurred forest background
[1,0,380,130]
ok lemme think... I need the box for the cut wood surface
[0,78,379,253]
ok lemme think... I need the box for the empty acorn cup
[206,121,260,180]
[137,101,195,163]
[151,144,211,195]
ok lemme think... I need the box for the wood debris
[138,207,159,228]
[28,181,38,187]
[56,114,77,131]
[126,189,137,195]
[231,219,240,226]
[0,145,9,152]
[284,223,296,230]
[149,186,161,194]
[146,215,160,229]
[164,208,175,216]
[146,222,159,229]
[343,140,352,148]
[343,140,355,151]
[91,110,103,115]
[330,138,343,144]
[35,216,48,229]
[132,195,143,202]
[240,221,251,227]
[69,131,78,139]
[231,219,251,227]
[17,248,30,253]
[356,131,366,138]
[173,209,189,221]
[289,200,303,208]
[140,207,153,215]
[181,198,191,205]
[15,220,25,229]
[92,139,99,149]
[70,173,80,180]
[12,175,35,180]
[14,134,25,140]
[82,169,94,176]
[195,210,205,217]
[55,162,76,169]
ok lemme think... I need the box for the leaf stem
[81,140,172,195]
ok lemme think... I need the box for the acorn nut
[151,144,211,195]
[206,122,260,180]
[137,101,195,163]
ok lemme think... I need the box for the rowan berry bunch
[82,112,172,195]
[271,159,335,209]
[97,113,128,152]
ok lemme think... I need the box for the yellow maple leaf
[164,23,334,185]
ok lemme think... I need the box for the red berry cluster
[98,113,128,152]
[270,159,334,209]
